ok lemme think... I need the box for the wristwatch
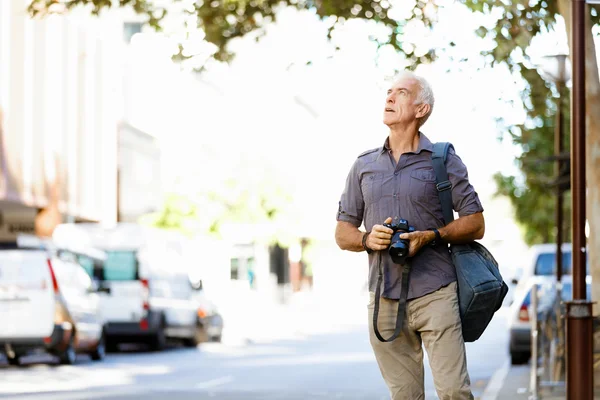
[362,231,374,254]
[429,228,441,247]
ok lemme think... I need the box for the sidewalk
[483,361,600,400]
[488,364,567,400]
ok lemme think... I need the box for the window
[123,22,143,44]
[534,251,589,276]
[534,252,571,276]
[103,251,138,281]
[77,255,95,278]
[247,257,256,288]
[230,258,239,280]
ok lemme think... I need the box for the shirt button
[394,172,399,176]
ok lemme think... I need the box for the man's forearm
[438,212,485,244]
[335,221,366,252]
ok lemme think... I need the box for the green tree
[139,193,201,235]
[140,159,294,244]
[30,0,600,300]
[493,67,572,246]
[27,3,599,243]
[26,1,599,65]
[140,183,292,240]
[195,173,294,244]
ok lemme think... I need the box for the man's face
[383,76,426,128]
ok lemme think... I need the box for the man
[335,71,485,400]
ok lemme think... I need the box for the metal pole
[571,0,587,303]
[571,0,587,306]
[566,1,594,399]
[530,284,539,400]
[556,80,564,284]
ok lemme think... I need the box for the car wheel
[182,332,198,348]
[510,350,530,365]
[90,333,106,361]
[105,338,119,353]
[182,335,198,348]
[59,336,77,365]
[210,334,222,343]
[6,353,21,366]
[150,321,167,351]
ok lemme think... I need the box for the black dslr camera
[383,219,415,265]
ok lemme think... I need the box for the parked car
[537,274,592,381]
[508,265,591,365]
[191,280,224,343]
[512,243,590,287]
[53,223,209,351]
[508,276,556,365]
[0,235,107,366]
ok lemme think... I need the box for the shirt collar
[381,132,434,155]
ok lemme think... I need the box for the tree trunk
[558,0,600,313]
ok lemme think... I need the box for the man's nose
[386,95,394,103]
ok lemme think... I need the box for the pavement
[5,286,596,400]
[481,359,600,400]
[483,363,566,400]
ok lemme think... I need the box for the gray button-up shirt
[337,133,484,300]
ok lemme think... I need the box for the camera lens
[389,231,409,264]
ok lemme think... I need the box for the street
[0,295,511,400]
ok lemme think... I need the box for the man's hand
[399,230,436,257]
[365,217,394,251]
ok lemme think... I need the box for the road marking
[195,375,234,389]
[481,359,510,400]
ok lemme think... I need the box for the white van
[0,236,106,366]
[53,223,206,350]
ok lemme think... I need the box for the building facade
[117,122,161,223]
[0,1,126,242]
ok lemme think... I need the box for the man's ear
[416,103,430,119]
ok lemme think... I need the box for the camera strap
[372,251,410,342]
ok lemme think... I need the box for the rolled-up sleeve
[446,147,484,217]
[336,159,364,227]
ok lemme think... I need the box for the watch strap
[362,231,373,254]
[429,228,441,247]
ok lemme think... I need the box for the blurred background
[0,0,599,399]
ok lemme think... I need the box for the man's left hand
[398,230,436,258]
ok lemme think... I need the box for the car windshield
[534,251,589,276]
[102,251,138,281]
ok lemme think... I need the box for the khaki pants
[368,281,473,400]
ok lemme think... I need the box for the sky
[122,1,598,269]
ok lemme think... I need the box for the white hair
[396,71,435,127]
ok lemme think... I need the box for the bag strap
[431,142,455,225]
[372,141,451,343]
[372,252,410,342]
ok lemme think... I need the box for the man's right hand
[366,217,394,251]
